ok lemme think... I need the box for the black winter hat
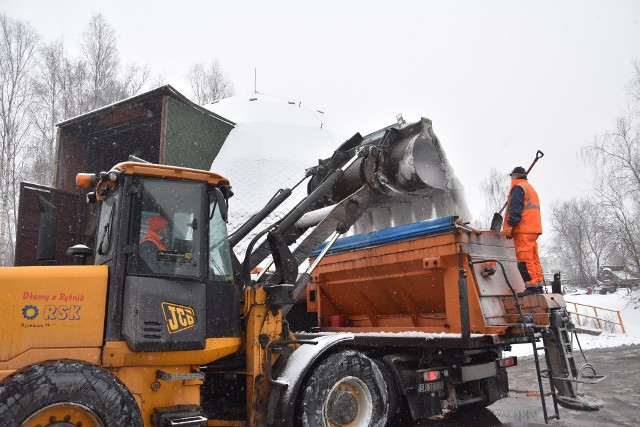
[510,166,527,178]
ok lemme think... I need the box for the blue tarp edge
[310,216,457,257]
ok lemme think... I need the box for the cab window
[129,179,203,278]
[94,189,118,264]
[208,192,233,282]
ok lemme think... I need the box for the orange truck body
[307,217,564,335]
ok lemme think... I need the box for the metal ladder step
[531,337,558,424]
[534,328,566,424]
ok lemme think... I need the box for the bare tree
[549,198,613,284]
[629,60,640,105]
[597,179,640,273]
[186,59,234,104]
[474,167,510,229]
[79,14,150,110]
[29,39,64,185]
[119,63,150,97]
[0,15,39,265]
[80,13,120,109]
[584,103,640,274]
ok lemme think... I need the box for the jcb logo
[162,302,196,334]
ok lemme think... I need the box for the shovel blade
[490,212,503,231]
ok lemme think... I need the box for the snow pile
[507,288,640,358]
[204,94,351,258]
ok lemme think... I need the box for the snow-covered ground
[507,288,640,358]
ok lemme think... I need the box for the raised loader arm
[235,117,466,290]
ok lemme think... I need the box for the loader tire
[0,359,143,427]
[298,350,388,427]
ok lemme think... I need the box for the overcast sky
[4,0,640,233]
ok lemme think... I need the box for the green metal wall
[164,97,234,170]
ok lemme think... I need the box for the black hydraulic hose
[229,188,292,248]
[469,259,530,330]
[469,259,517,298]
[241,226,273,281]
[229,174,310,249]
[238,169,347,281]
[572,329,589,364]
[241,153,359,281]
[277,167,347,234]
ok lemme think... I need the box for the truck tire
[373,360,399,425]
[298,350,388,427]
[0,360,143,427]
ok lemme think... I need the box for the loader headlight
[108,171,121,182]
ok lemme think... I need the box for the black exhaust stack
[37,196,58,266]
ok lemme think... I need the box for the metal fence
[565,300,626,333]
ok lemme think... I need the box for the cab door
[121,178,208,351]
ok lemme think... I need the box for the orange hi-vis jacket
[503,178,542,234]
[140,231,167,251]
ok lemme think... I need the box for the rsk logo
[44,305,81,320]
[162,302,196,334]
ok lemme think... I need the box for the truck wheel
[0,360,143,427]
[298,350,388,427]
[373,360,399,425]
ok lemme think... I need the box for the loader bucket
[243,117,469,282]
[308,117,469,234]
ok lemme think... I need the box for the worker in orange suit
[139,214,172,274]
[503,166,544,297]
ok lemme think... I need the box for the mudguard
[267,333,354,426]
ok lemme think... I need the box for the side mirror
[213,187,228,222]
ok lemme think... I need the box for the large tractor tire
[298,350,389,427]
[0,360,143,427]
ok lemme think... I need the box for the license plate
[418,381,443,393]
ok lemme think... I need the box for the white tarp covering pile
[205,94,350,257]
[205,94,468,261]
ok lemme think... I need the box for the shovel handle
[498,150,544,215]
[526,150,544,174]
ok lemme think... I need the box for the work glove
[504,227,513,240]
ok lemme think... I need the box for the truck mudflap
[267,333,354,426]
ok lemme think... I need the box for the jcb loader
[0,118,603,426]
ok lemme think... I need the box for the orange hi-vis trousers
[513,233,543,286]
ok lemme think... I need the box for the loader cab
[85,163,240,352]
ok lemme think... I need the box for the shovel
[490,150,544,231]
